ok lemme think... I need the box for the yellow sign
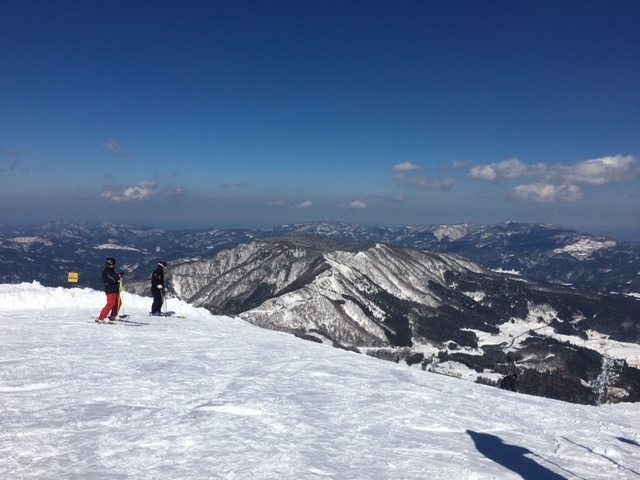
[68,272,79,283]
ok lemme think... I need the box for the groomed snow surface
[1,282,639,479]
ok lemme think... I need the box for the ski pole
[118,273,125,316]
[162,287,168,316]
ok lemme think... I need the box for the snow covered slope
[1,282,639,479]
[152,237,640,405]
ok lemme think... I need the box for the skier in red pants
[97,257,120,323]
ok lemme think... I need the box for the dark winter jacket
[151,267,165,290]
[499,374,518,392]
[102,267,120,295]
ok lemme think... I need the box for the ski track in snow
[0,283,639,479]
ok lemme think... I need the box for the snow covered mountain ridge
[124,235,640,406]
[1,282,640,479]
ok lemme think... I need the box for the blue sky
[1,1,639,238]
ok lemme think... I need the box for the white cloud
[339,201,366,209]
[166,187,186,197]
[509,182,583,203]
[102,181,159,203]
[291,201,313,209]
[452,160,472,168]
[102,139,126,159]
[399,174,456,192]
[391,161,456,192]
[554,155,639,185]
[432,177,456,192]
[392,162,421,173]
[470,155,639,203]
[468,158,546,182]
[373,195,406,203]
[409,175,430,189]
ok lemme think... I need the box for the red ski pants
[99,293,120,320]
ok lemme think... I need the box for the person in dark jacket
[499,373,518,392]
[150,261,168,316]
[97,257,120,323]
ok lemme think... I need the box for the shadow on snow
[466,430,569,480]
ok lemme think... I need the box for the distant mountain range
[1,220,639,293]
[2,221,639,405]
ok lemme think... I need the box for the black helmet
[106,257,116,266]
[158,261,168,268]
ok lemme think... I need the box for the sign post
[68,272,79,285]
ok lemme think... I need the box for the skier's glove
[157,285,163,289]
